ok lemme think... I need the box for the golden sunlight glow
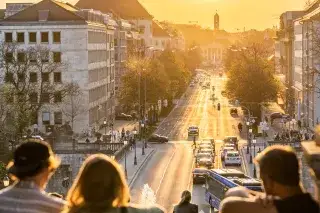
[2,0,306,31]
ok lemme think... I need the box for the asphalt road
[130,72,247,213]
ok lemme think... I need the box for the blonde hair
[65,154,130,213]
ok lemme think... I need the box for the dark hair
[65,154,129,213]
[179,190,191,205]
[255,145,300,186]
[16,160,51,179]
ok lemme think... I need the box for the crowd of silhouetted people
[0,140,319,213]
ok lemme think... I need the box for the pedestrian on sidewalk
[173,190,198,213]
[63,154,164,213]
[220,145,319,213]
[0,140,65,213]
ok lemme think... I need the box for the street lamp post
[3,176,9,187]
[249,128,253,164]
[123,140,128,179]
[103,120,107,135]
[252,139,257,178]
[141,123,145,155]
[133,128,138,165]
[246,121,250,154]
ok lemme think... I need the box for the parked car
[199,144,213,151]
[224,136,239,150]
[192,168,208,184]
[148,134,169,143]
[115,113,133,121]
[224,151,241,166]
[196,157,213,169]
[270,112,283,122]
[221,146,235,161]
[188,126,199,136]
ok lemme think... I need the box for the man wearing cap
[220,145,319,213]
[0,140,66,213]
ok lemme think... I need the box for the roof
[75,0,153,20]
[152,21,170,37]
[0,9,5,20]
[1,0,84,22]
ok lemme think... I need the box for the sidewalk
[79,120,138,143]
[118,143,155,188]
[240,145,264,177]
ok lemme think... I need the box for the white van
[224,151,241,166]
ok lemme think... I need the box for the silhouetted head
[66,154,129,213]
[179,190,191,205]
[255,145,300,197]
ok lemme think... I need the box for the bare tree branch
[0,42,79,138]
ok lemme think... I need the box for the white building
[0,0,116,134]
[76,0,154,48]
[292,1,320,130]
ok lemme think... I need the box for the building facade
[274,11,304,116]
[276,1,320,131]
[0,0,116,134]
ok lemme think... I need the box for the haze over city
[0,0,306,31]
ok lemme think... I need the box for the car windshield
[196,153,212,158]
[227,152,239,157]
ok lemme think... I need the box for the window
[29,92,38,103]
[4,72,13,83]
[42,112,50,125]
[54,72,61,83]
[29,52,37,63]
[29,32,37,43]
[31,112,38,125]
[54,91,62,103]
[114,39,118,46]
[41,73,50,82]
[139,26,145,34]
[53,32,61,43]
[41,52,49,63]
[29,72,37,83]
[41,93,50,103]
[54,112,62,124]
[41,32,49,43]
[17,52,26,63]
[16,32,25,43]
[5,32,12,42]
[18,73,25,82]
[5,52,13,63]
[53,52,61,63]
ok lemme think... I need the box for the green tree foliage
[119,48,199,109]
[158,49,191,97]
[225,43,280,116]
[0,161,6,180]
[118,57,169,108]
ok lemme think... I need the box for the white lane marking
[155,146,177,196]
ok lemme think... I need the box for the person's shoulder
[220,197,277,213]
[127,204,165,213]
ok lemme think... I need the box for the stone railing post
[301,125,320,204]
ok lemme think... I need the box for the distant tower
[214,11,219,30]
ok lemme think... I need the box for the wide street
[129,70,249,212]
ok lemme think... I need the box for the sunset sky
[1,0,306,31]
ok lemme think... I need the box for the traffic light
[62,178,70,188]
[217,103,221,111]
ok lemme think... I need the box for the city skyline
[0,0,306,31]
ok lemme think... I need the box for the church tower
[214,11,219,30]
